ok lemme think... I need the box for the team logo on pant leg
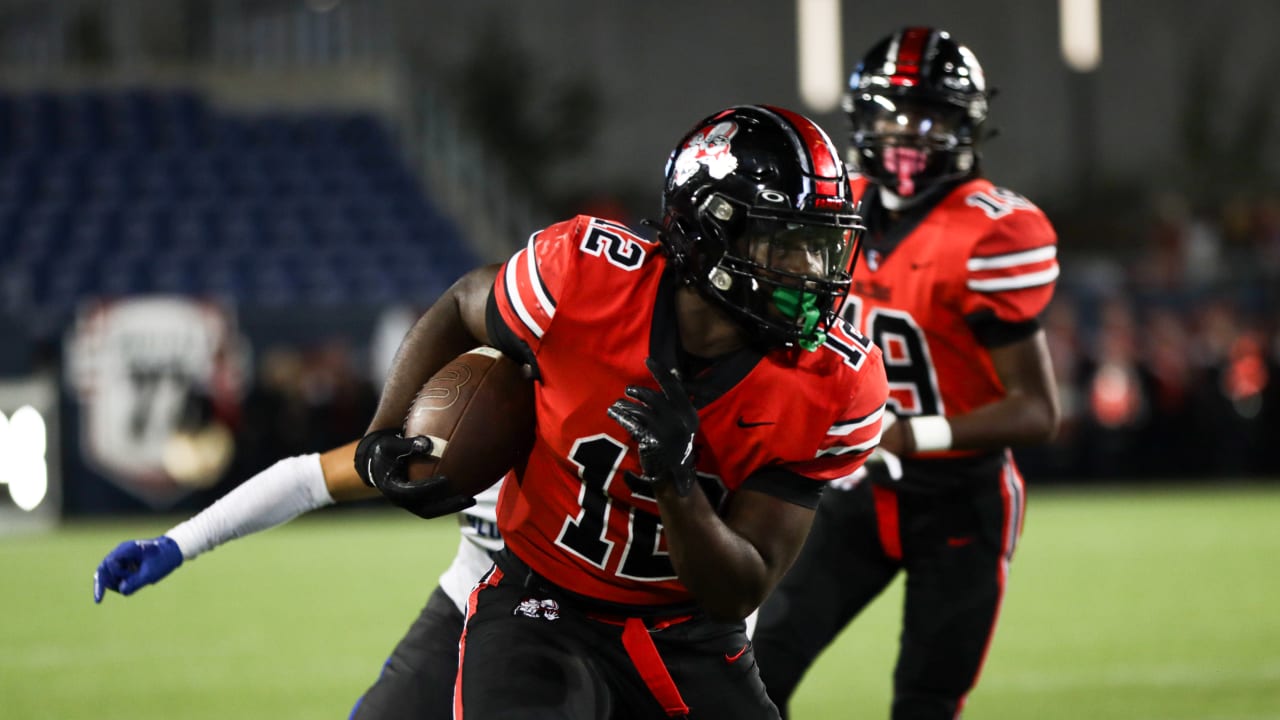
[514,597,561,621]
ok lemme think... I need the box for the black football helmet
[844,27,990,203]
[658,105,864,351]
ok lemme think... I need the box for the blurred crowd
[1024,192,1280,481]
[208,339,378,506]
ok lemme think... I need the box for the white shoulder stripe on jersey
[524,232,556,313]
[967,245,1057,271]
[504,248,545,338]
[827,403,885,436]
[815,436,880,457]
[967,265,1060,292]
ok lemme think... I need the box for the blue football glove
[93,536,184,603]
[607,357,699,497]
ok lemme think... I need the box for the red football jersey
[844,177,1058,458]
[488,215,887,607]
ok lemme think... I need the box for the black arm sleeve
[964,309,1041,349]
[740,467,826,509]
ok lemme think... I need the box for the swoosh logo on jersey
[725,643,750,664]
[736,416,775,428]
[947,536,976,548]
[911,261,933,270]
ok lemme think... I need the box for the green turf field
[3,484,1278,720]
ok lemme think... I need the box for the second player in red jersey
[842,173,1057,473]
[753,28,1061,720]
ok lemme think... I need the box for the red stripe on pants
[872,484,902,560]
[621,617,690,718]
[454,565,503,720]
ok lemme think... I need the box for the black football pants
[753,464,1023,720]
[349,585,463,720]
[454,550,779,720]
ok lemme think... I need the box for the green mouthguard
[772,287,826,352]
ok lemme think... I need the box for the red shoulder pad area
[492,217,581,352]
[787,322,889,482]
[493,215,656,352]
[954,186,1059,323]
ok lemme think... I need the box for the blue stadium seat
[98,258,148,297]
[0,88,468,324]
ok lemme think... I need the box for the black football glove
[354,428,477,519]
[606,357,699,497]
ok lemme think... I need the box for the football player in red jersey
[350,104,889,719]
[752,28,1062,720]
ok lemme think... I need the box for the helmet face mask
[659,106,865,351]
[845,27,989,201]
[705,194,858,346]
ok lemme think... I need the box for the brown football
[402,346,535,498]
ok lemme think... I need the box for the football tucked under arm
[359,347,535,520]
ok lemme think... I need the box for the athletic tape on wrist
[908,415,952,452]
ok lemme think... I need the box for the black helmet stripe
[755,105,847,202]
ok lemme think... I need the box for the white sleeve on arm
[165,453,334,560]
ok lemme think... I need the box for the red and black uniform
[754,177,1059,719]
[456,215,887,719]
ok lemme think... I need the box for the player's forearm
[320,441,380,501]
[942,391,1060,451]
[655,485,770,621]
[367,265,499,432]
[942,329,1060,451]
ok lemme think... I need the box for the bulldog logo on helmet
[673,121,739,186]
